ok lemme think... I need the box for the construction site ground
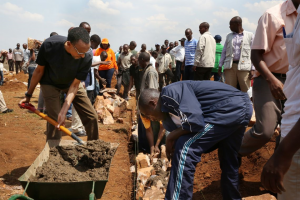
[0,72,274,200]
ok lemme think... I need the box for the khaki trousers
[239,75,285,156]
[0,90,8,112]
[71,106,85,133]
[41,84,98,141]
[278,141,300,200]
[224,63,250,92]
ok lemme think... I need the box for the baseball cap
[179,38,186,42]
[155,43,160,46]
[214,35,222,40]
[102,38,109,44]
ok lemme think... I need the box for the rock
[113,106,120,118]
[242,194,276,200]
[117,118,124,124]
[143,186,165,200]
[106,105,115,114]
[160,145,167,160]
[94,96,104,111]
[103,92,111,99]
[136,183,145,200]
[156,180,163,189]
[102,107,114,125]
[137,166,154,185]
[104,99,112,107]
[100,88,117,95]
[205,173,211,178]
[130,166,135,173]
[151,169,156,176]
[136,153,150,169]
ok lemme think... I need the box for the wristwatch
[25,92,32,98]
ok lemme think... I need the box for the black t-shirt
[36,35,92,89]
[129,64,143,92]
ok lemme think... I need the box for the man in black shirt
[129,54,143,99]
[19,27,98,141]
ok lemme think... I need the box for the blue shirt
[184,38,198,66]
[160,81,252,133]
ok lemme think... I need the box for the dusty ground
[0,72,275,200]
[0,72,133,200]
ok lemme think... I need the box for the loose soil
[0,72,276,200]
[30,140,117,182]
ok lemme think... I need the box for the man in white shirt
[150,51,157,69]
[193,22,216,81]
[22,43,30,74]
[170,38,185,81]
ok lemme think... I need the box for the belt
[272,72,286,79]
[233,60,239,64]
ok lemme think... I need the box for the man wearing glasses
[19,27,99,141]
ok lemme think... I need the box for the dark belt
[272,72,286,79]
[233,60,239,64]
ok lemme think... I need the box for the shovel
[20,103,85,145]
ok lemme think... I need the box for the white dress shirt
[170,46,185,62]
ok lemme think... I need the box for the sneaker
[2,109,13,113]
[75,130,87,137]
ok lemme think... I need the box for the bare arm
[19,65,45,105]
[57,79,81,128]
[155,123,166,151]
[251,49,286,100]
[94,68,107,85]
[261,118,300,194]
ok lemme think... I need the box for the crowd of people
[1,0,300,199]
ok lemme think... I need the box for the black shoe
[2,109,13,113]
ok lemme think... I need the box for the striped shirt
[184,38,198,66]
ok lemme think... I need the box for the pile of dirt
[1,81,27,92]
[30,140,117,182]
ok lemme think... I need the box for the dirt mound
[30,140,117,182]
[4,72,29,82]
[1,81,27,92]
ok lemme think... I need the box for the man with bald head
[138,43,151,57]
[138,52,166,158]
[193,22,216,80]
[117,44,132,100]
[182,28,198,80]
[219,16,254,92]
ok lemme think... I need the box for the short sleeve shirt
[156,53,172,74]
[129,64,143,92]
[118,52,132,70]
[252,0,297,76]
[36,35,92,89]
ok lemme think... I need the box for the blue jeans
[28,66,36,89]
[98,68,115,89]
[0,70,3,85]
[184,65,194,80]
[165,124,246,200]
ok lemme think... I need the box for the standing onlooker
[27,42,40,89]
[115,46,122,61]
[168,42,176,82]
[261,4,300,199]
[212,35,224,82]
[138,52,165,157]
[164,39,169,49]
[193,22,216,81]
[117,44,132,100]
[138,44,151,57]
[156,45,173,90]
[239,0,298,156]
[0,52,6,85]
[0,90,13,113]
[155,43,161,54]
[129,41,137,55]
[174,41,179,47]
[7,49,14,72]
[182,28,198,80]
[94,38,118,89]
[170,38,185,82]
[129,54,143,99]
[22,43,30,74]
[150,51,158,68]
[13,43,24,74]
[218,17,254,92]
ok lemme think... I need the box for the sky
[0,0,284,52]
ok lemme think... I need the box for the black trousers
[175,61,183,82]
[194,67,212,81]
